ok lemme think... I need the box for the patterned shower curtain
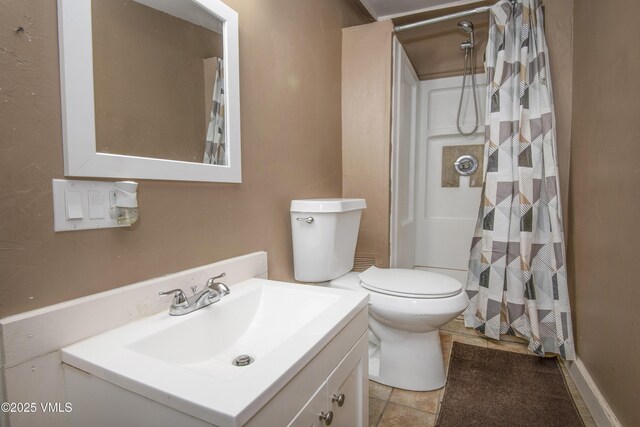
[464,0,575,360]
[204,57,226,165]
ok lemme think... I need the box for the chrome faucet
[159,273,230,316]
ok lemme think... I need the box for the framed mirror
[57,0,241,182]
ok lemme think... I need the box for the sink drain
[232,354,255,367]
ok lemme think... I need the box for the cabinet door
[327,335,369,427]
[288,382,328,427]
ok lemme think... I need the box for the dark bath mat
[436,342,584,427]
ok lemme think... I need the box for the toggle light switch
[64,190,84,220]
[88,191,105,219]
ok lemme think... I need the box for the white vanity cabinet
[289,334,368,427]
[244,307,369,427]
[62,279,370,427]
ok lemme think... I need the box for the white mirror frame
[57,0,241,183]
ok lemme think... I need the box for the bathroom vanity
[61,278,369,427]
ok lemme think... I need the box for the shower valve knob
[454,155,479,176]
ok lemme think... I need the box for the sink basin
[62,278,368,426]
[128,282,340,379]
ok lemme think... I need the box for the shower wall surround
[413,74,486,283]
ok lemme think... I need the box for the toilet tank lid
[290,198,366,213]
[359,266,462,298]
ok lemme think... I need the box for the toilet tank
[290,198,366,282]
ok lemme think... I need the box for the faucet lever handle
[158,288,188,307]
[210,272,226,281]
[207,273,230,296]
[214,282,231,296]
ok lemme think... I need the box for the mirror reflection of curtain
[203,57,225,165]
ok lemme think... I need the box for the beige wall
[393,1,493,81]
[569,0,640,424]
[0,0,366,318]
[342,21,394,268]
[92,0,223,163]
[543,0,574,243]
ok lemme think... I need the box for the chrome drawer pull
[331,393,345,407]
[318,410,333,425]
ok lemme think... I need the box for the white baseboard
[564,358,622,427]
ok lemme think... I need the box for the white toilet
[290,198,468,391]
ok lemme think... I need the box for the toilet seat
[330,270,468,333]
[359,266,462,299]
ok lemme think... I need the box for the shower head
[457,20,475,49]
[458,20,474,34]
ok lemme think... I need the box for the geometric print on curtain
[463,0,575,360]
[204,57,226,165]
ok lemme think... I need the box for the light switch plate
[52,179,129,232]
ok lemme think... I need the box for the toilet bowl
[290,198,469,391]
[331,269,467,391]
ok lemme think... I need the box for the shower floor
[368,318,595,427]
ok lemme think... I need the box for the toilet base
[368,319,446,391]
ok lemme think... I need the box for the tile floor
[368,318,596,427]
